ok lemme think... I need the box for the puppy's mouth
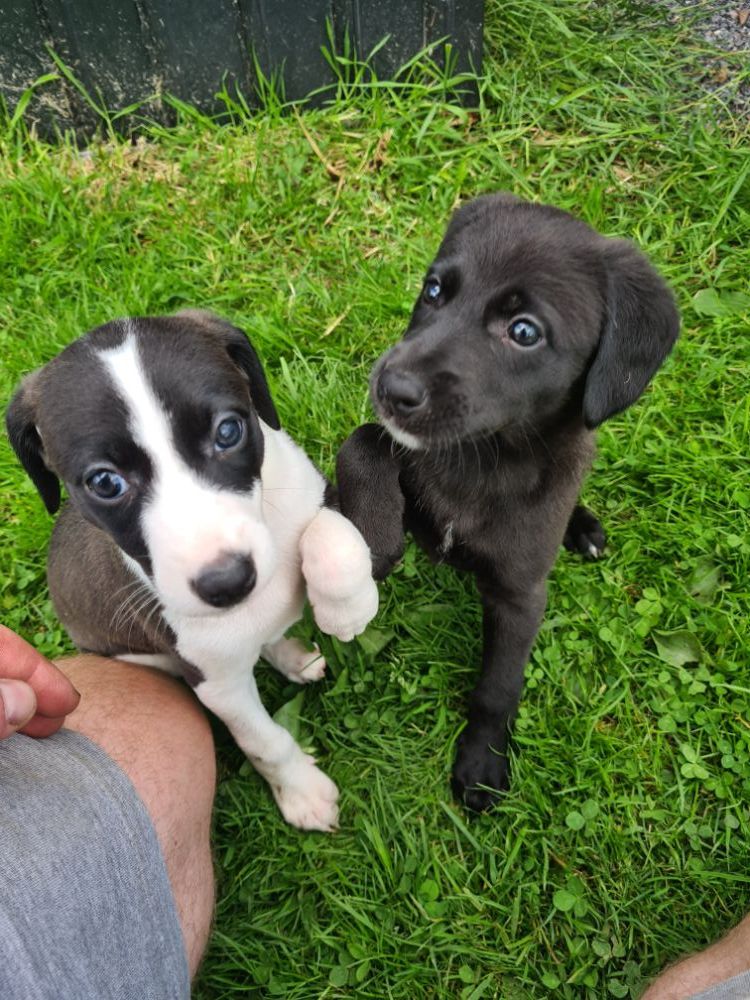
[371,365,473,452]
[378,415,426,451]
[379,411,511,454]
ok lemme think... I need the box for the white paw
[262,637,326,683]
[308,577,379,642]
[297,651,327,683]
[301,507,379,641]
[273,755,339,832]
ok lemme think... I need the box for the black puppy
[336,193,679,811]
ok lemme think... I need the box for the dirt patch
[659,1,750,116]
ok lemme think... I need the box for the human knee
[59,656,216,830]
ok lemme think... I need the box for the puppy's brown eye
[423,276,442,303]
[508,318,542,347]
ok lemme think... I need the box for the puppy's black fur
[336,194,679,811]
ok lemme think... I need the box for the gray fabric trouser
[0,729,190,1000]
[690,972,750,999]
[5,729,747,1000]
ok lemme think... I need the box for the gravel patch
[659,1,750,116]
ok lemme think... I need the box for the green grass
[1,1,750,997]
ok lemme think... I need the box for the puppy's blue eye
[508,318,542,347]
[423,276,442,303]
[85,469,129,501]
[215,417,245,451]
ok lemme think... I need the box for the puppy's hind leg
[262,636,326,684]
[563,504,606,560]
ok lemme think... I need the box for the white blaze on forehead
[97,326,179,461]
[96,330,275,614]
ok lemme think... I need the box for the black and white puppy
[6,310,378,831]
[336,194,679,811]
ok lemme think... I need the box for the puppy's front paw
[273,755,339,832]
[301,507,379,641]
[308,577,379,642]
[451,733,510,813]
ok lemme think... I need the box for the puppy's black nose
[377,369,427,416]
[191,553,256,608]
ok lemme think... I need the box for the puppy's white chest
[171,426,325,662]
[439,520,455,555]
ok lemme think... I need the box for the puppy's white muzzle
[145,479,277,616]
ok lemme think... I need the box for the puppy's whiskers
[110,582,159,648]
[110,581,152,633]
[138,594,168,647]
[124,590,162,650]
[109,578,147,601]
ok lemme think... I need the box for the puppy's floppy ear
[223,326,281,431]
[583,238,680,428]
[5,374,61,514]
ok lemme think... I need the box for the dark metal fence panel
[0,0,483,134]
